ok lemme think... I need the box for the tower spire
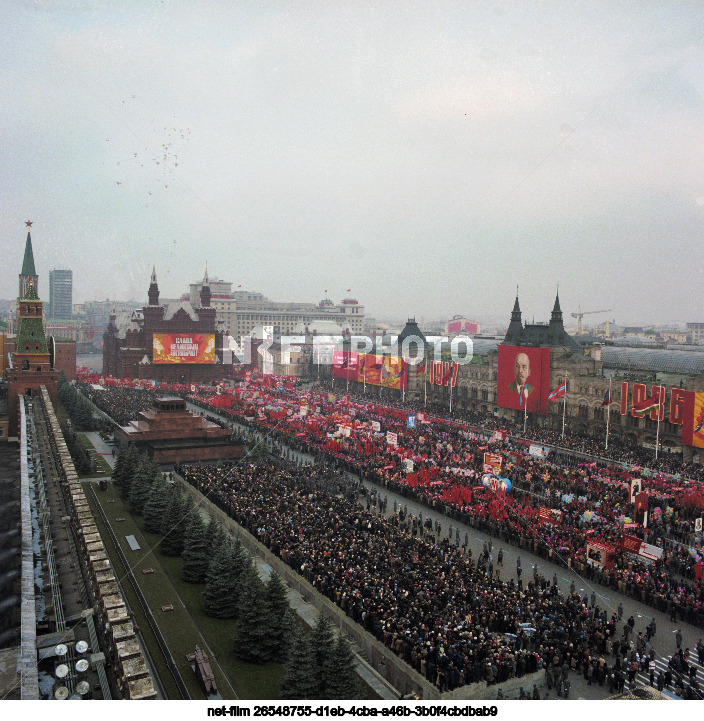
[504,287,523,345]
[551,286,563,324]
[200,264,211,308]
[19,226,39,300]
[22,232,36,276]
[511,291,522,322]
[148,265,160,306]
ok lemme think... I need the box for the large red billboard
[153,333,215,364]
[332,350,359,381]
[682,391,704,448]
[497,345,551,414]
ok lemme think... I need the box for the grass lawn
[77,433,93,448]
[76,433,113,476]
[86,481,287,699]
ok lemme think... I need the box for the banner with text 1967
[153,333,215,364]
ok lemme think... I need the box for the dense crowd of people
[186,382,704,626]
[177,457,702,698]
[77,383,162,425]
[74,368,704,634]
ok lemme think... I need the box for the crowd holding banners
[178,456,696,696]
[76,367,704,628]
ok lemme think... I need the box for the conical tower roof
[550,290,563,324]
[511,294,521,320]
[21,231,36,276]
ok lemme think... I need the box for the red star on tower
[25,219,32,228]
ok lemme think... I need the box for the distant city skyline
[2,3,703,326]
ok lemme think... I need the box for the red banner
[539,506,562,526]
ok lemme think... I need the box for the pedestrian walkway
[84,432,117,468]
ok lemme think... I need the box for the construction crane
[571,306,611,334]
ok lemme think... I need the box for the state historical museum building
[103,268,224,384]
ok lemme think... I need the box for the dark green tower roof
[21,232,36,276]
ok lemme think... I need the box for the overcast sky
[2,1,703,326]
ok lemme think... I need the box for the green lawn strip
[77,433,93,448]
[141,528,287,700]
[86,483,222,699]
[82,483,180,700]
[89,454,113,476]
[76,433,113,476]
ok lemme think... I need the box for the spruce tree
[203,540,241,618]
[205,514,227,556]
[279,623,318,700]
[232,560,270,663]
[143,478,171,534]
[311,612,336,697]
[75,398,96,430]
[76,444,92,474]
[261,571,295,663]
[112,442,129,487]
[159,488,191,557]
[228,537,249,611]
[181,511,209,583]
[115,444,139,499]
[325,635,361,699]
[128,452,155,515]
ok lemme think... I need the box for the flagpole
[561,374,568,440]
[655,396,661,460]
[449,365,453,415]
[605,377,612,451]
[523,391,527,435]
[424,360,427,408]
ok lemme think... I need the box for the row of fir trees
[112,444,361,699]
[58,372,99,431]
